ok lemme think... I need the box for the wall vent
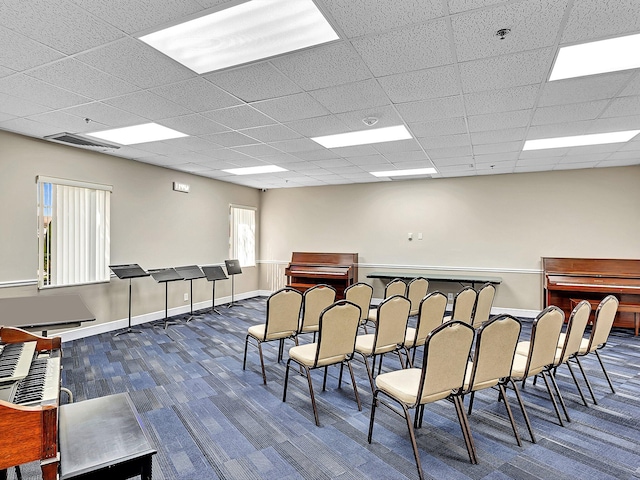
[44,133,120,150]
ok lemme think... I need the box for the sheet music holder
[225,259,242,307]
[202,265,228,315]
[109,264,150,336]
[175,265,206,321]
[148,268,183,329]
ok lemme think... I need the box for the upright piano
[0,327,62,480]
[285,252,358,299]
[543,257,640,335]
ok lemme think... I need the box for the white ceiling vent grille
[44,133,120,150]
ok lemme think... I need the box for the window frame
[229,204,256,268]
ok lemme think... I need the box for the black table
[0,294,95,336]
[367,272,502,288]
[59,393,156,480]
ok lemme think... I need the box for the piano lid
[546,274,640,292]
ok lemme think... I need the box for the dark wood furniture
[542,257,640,336]
[367,272,502,288]
[285,252,358,299]
[59,393,156,480]
[0,327,62,480]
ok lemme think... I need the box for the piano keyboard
[10,356,61,406]
[0,341,37,383]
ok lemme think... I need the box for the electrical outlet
[447,293,454,302]
[184,293,188,302]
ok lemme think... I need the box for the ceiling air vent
[44,133,120,150]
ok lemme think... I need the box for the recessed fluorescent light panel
[370,167,437,177]
[550,33,640,81]
[311,125,412,149]
[223,165,287,175]
[139,0,339,74]
[523,130,640,151]
[86,123,188,145]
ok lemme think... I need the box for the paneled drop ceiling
[1,0,639,189]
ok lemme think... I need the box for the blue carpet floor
[11,297,640,479]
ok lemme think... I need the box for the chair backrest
[451,286,477,324]
[466,314,521,391]
[344,282,373,322]
[407,277,429,316]
[300,284,336,333]
[521,306,565,377]
[372,295,411,354]
[314,301,361,367]
[385,278,407,298]
[412,292,448,347]
[418,321,475,404]
[557,300,591,364]
[586,295,619,352]
[471,282,496,328]
[264,288,303,340]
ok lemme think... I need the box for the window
[230,205,256,268]
[37,176,111,288]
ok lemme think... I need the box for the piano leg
[0,469,6,480]
[41,460,58,480]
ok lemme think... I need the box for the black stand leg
[185,279,203,322]
[115,279,142,336]
[210,280,221,314]
[227,276,238,307]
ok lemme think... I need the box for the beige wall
[0,130,260,329]
[259,166,640,310]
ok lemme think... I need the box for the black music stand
[109,264,150,336]
[175,265,206,322]
[224,259,242,307]
[201,265,228,315]
[148,268,183,329]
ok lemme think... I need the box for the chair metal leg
[322,366,328,391]
[377,354,384,375]
[257,341,267,385]
[338,362,344,389]
[283,359,292,402]
[453,395,478,464]
[549,369,571,422]
[565,360,588,406]
[541,371,566,425]
[277,339,284,362]
[574,355,598,405]
[303,365,320,426]
[402,403,426,480]
[367,390,378,444]
[362,355,376,393]
[595,350,616,393]
[347,361,362,411]
[498,383,522,447]
[467,391,476,416]
[242,334,250,370]
[509,378,536,443]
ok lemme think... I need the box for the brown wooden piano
[543,257,640,336]
[0,327,62,480]
[285,252,358,299]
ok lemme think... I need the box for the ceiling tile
[531,100,609,125]
[600,96,640,118]
[167,136,224,152]
[373,138,422,154]
[561,0,640,44]
[408,117,468,137]
[0,25,64,71]
[283,115,350,137]
[0,0,124,54]
[233,144,283,158]
[527,121,591,139]
[459,48,553,93]
[310,79,390,114]
[329,145,380,157]
[0,91,51,117]
[464,84,540,115]
[203,105,276,130]
[418,134,470,149]
[598,157,640,167]
[587,115,640,134]
[202,130,257,147]
[29,110,108,133]
[383,150,430,163]
[470,127,525,145]
[352,19,452,76]
[425,145,473,159]
[268,138,325,153]
[241,124,303,143]
[288,150,339,162]
[452,0,568,62]
[151,77,242,112]
[271,42,371,90]
[0,117,70,137]
[252,93,329,122]
[62,102,149,127]
[0,74,91,109]
[0,66,14,78]
[467,110,531,132]
[335,105,403,130]
[158,114,227,135]
[205,62,302,102]
[322,0,443,37]
[76,38,196,89]
[474,152,519,163]
[620,73,640,96]
[395,96,465,122]
[378,65,460,102]
[347,154,390,166]
[472,141,522,154]
[539,71,633,106]
[27,59,139,100]
[105,91,191,120]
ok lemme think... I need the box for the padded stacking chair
[444,286,477,324]
[283,301,362,426]
[471,283,496,328]
[406,277,429,316]
[243,287,302,385]
[403,292,448,367]
[366,278,406,329]
[461,315,523,446]
[368,321,476,479]
[355,295,411,392]
[509,306,564,442]
[570,295,619,403]
[344,282,373,330]
[299,284,336,340]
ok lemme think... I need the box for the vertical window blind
[230,205,256,268]
[37,176,111,288]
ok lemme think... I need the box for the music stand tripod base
[175,265,206,322]
[224,260,242,308]
[109,264,150,338]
